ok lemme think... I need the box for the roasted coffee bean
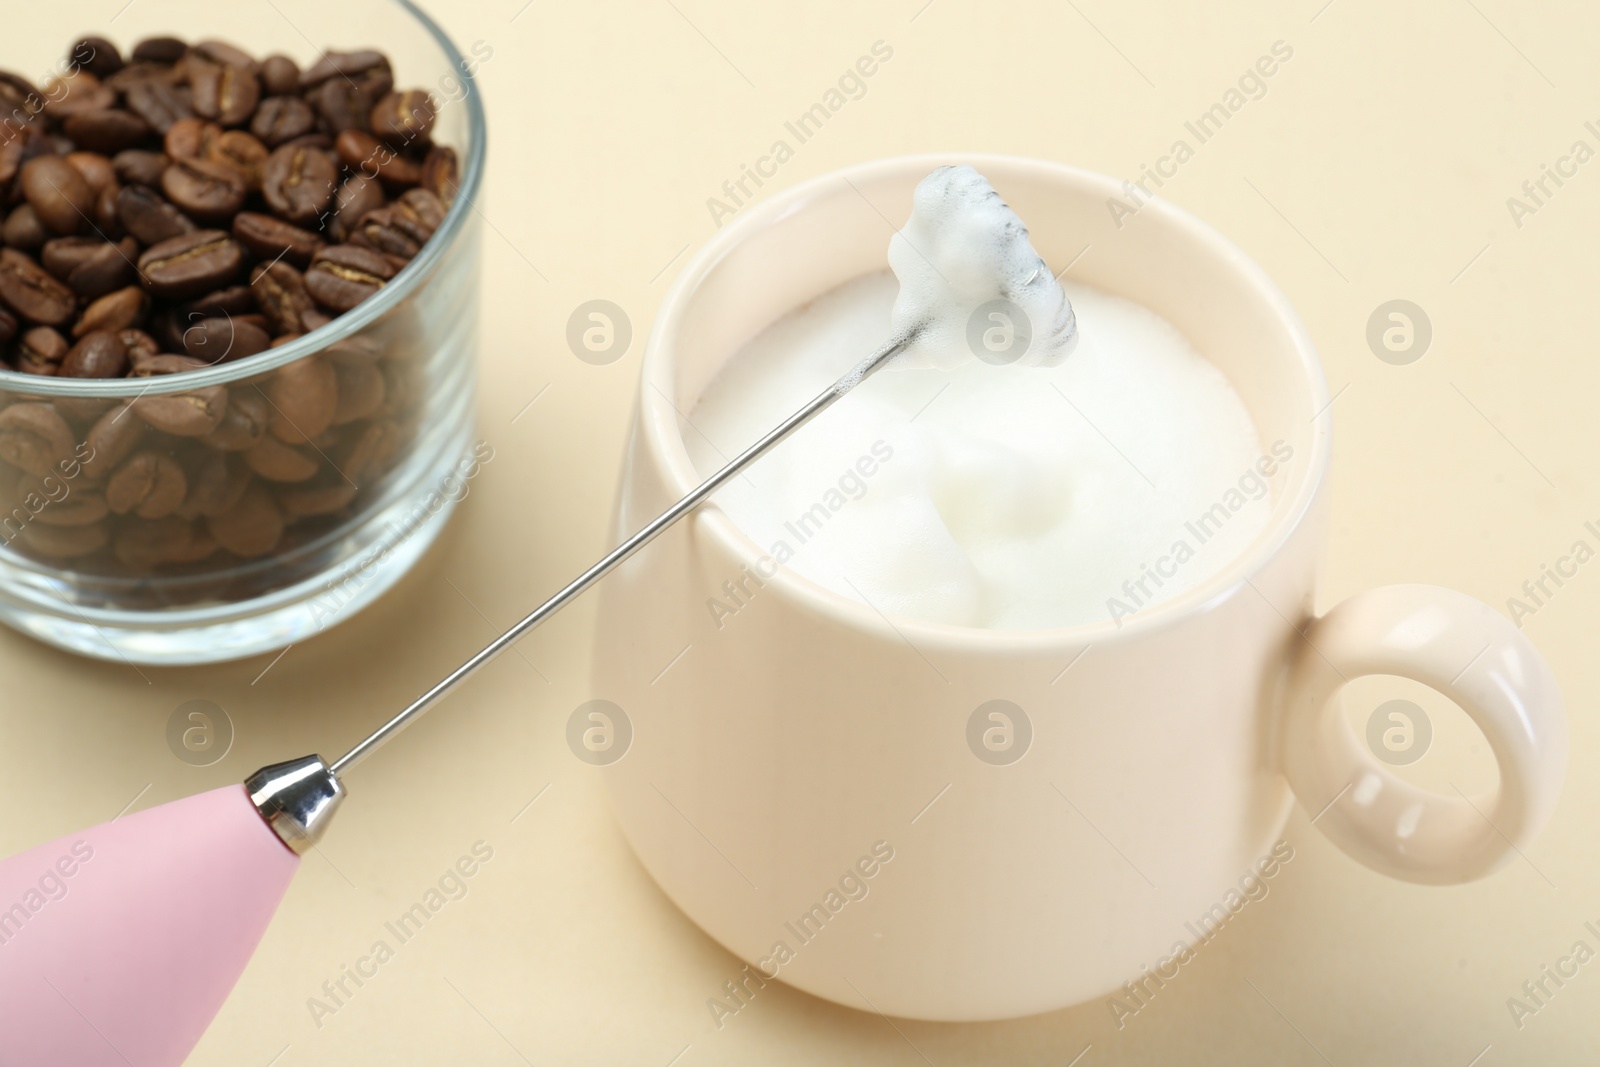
[43,69,116,119]
[81,404,145,479]
[207,481,283,556]
[189,451,251,517]
[32,484,109,526]
[207,130,268,189]
[355,64,394,102]
[161,156,248,223]
[398,187,446,232]
[133,385,227,436]
[348,206,420,258]
[0,73,43,121]
[300,50,388,88]
[54,395,116,431]
[2,205,46,252]
[181,315,269,364]
[124,76,193,134]
[119,328,160,366]
[21,156,94,234]
[163,117,222,161]
[201,389,269,451]
[278,481,357,518]
[329,173,384,242]
[15,326,67,375]
[43,236,107,280]
[138,230,243,299]
[103,61,166,92]
[266,357,337,443]
[0,71,45,128]
[78,238,140,297]
[169,526,220,563]
[18,326,68,362]
[419,143,457,204]
[0,306,16,348]
[14,521,107,559]
[128,354,208,377]
[188,56,260,127]
[350,188,444,258]
[71,37,124,79]
[234,212,323,266]
[6,125,52,168]
[116,183,197,246]
[193,40,259,74]
[0,138,30,191]
[0,403,74,477]
[250,260,316,334]
[52,393,117,435]
[371,90,435,148]
[66,151,117,195]
[114,515,200,567]
[15,355,56,377]
[106,450,187,518]
[94,184,123,238]
[335,129,420,189]
[309,78,373,135]
[261,143,337,225]
[62,109,151,154]
[0,249,76,325]
[260,55,300,97]
[177,284,255,321]
[242,433,318,482]
[336,420,397,485]
[112,149,168,187]
[250,95,315,147]
[60,330,129,379]
[43,236,138,298]
[304,244,395,312]
[75,286,149,337]
[330,360,385,425]
[131,37,187,64]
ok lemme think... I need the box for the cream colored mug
[591,155,1566,1021]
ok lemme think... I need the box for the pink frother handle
[0,784,299,1066]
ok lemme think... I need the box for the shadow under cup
[595,155,1331,1020]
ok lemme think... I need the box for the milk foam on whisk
[888,165,1078,370]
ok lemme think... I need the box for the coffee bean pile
[0,35,457,372]
[0,35,458,581]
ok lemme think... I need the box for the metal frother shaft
[248,335,914,853]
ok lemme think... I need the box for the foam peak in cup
[688,166,1273,629]
[889,165,1077,370]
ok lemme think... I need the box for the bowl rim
[640,153,1333,653]
[0,0,488,399]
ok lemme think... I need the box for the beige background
[2,0,1597,1063]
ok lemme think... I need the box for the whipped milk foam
[686,169,1274,629]
[889,165,1077,370]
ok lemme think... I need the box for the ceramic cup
[591,155,1566,1021]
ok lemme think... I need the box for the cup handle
[1278,583,1566,884]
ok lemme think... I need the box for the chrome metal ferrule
[246,755,344,855]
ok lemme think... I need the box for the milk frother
[0,332,920,1067]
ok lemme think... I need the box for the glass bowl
[0,0,485,664]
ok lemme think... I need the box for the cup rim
[0,0,488,399]
[641,153,1332,652]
